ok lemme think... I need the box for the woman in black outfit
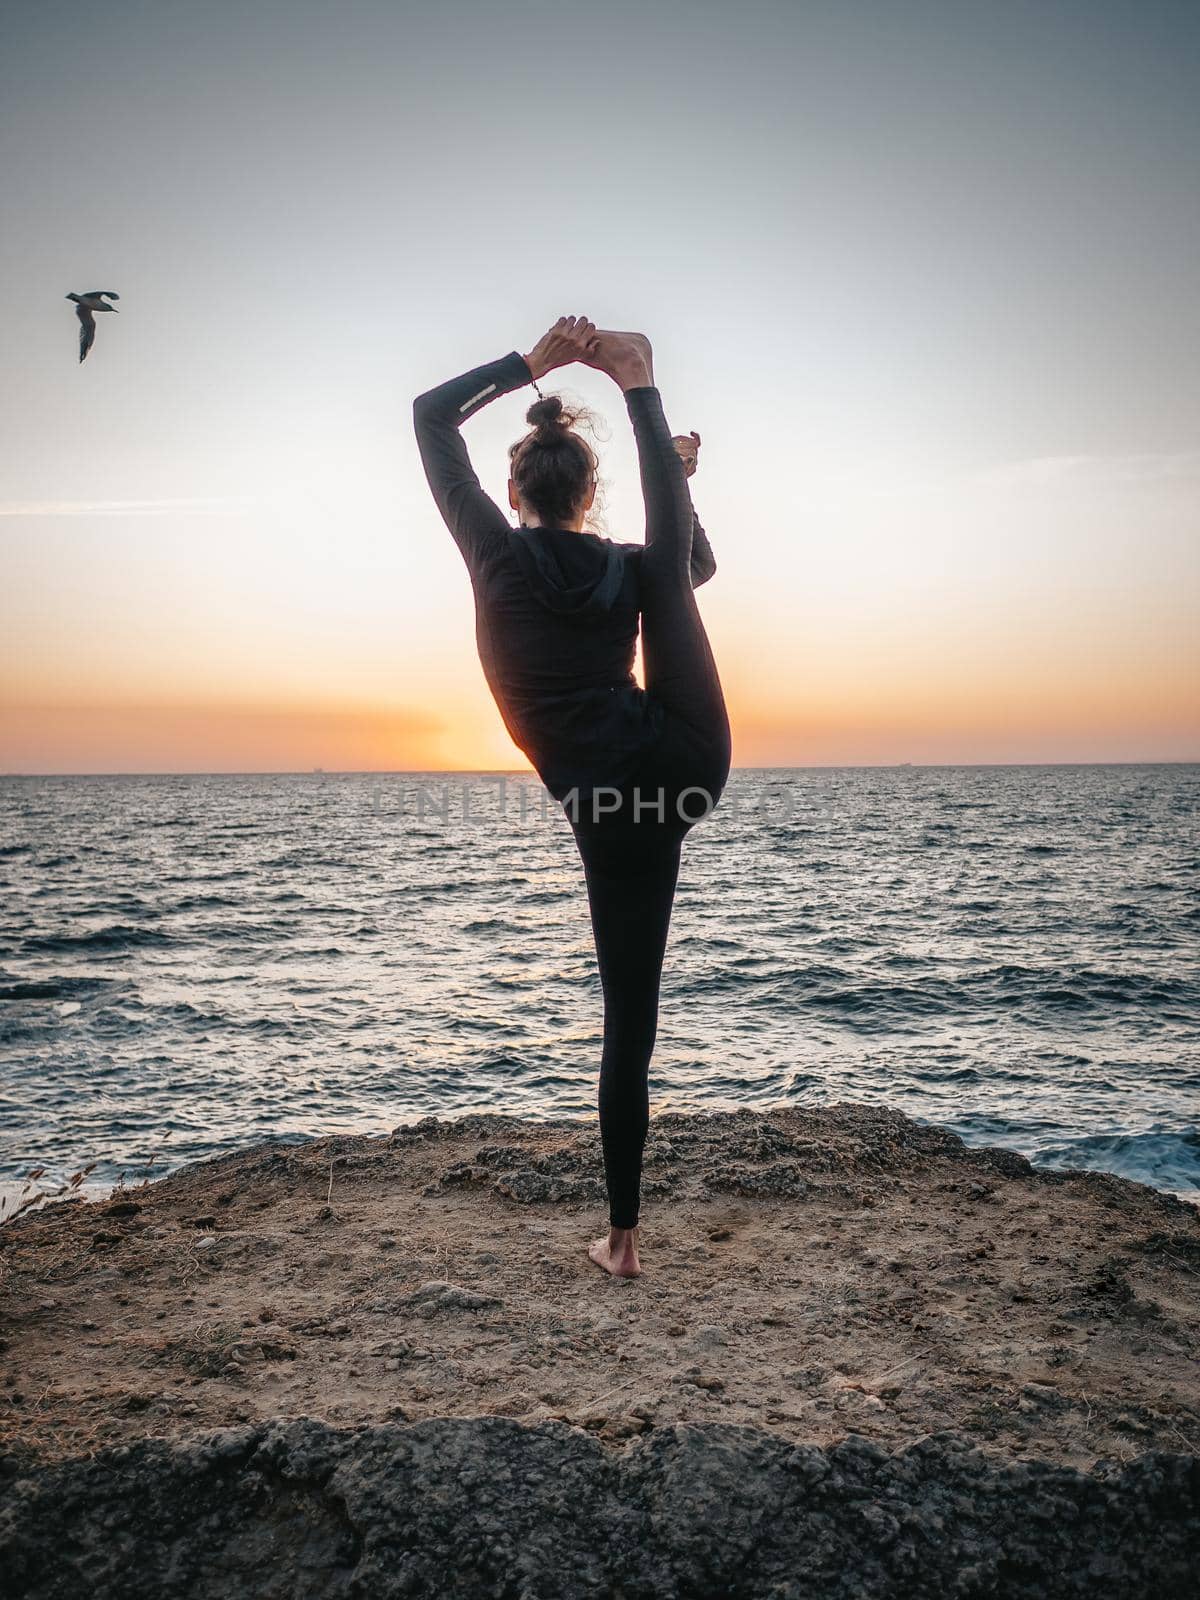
[413,317,731,1277]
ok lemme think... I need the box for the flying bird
[66,291,120,362]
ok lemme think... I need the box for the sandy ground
[2,1104,1198,1470]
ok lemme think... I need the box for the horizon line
[0,759,1197,779]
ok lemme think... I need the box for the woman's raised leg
[581,329,730,764]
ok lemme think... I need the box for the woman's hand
[522,316,599,382]
[672,431,701,478]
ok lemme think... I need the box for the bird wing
[83,290,120,302]
[76,305,96,361]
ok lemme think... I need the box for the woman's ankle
[612,360,653,392]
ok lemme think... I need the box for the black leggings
[567,385,731,1229]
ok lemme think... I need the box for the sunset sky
[2,0,1197,772]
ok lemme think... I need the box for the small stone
[194,1236,218,1251]
[1021,1382,1058,1404]
[1114,1412,1151,1435]
[599,1415,647,1440]
[405,1281,501,1316]
[691,1325,728,1350]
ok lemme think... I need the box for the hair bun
[526,395,565,431]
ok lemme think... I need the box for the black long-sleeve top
[412,349,715,801]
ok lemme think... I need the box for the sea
[1,766,1197,1203]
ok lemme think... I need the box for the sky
[1,0,1197,771]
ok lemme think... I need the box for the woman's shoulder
[604,538,643,561]
[562,530,643,565]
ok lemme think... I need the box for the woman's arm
[673,431,716,587]
[688,507,717,587]
[412,318,600,567]
[412,350,536,567]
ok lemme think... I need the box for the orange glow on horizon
[2,669,1195,775]
[0,703,458,775]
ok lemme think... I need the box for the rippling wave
[0,765,1196,1197]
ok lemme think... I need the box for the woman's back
[465,526,654,798]
[412,348,716,799]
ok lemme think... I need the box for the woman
[413,317,731,1277]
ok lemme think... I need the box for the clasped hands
[522,316,700,478]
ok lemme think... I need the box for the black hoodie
[412,349,715,801]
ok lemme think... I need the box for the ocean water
[0,766,1197,1200]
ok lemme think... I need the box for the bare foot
[596,329,653,366]
[587,1226,642,1278]
[584,330,654,388]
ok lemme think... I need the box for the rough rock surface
[2,1416,1198,1599]
[2,1105,1198,1595]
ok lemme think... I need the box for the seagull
[66,291,120,362]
